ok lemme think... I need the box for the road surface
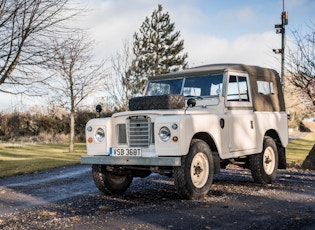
[0,164,315,229]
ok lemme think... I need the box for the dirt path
[0,165,315,229]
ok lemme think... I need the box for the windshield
[145,78,183,96]
[145,74,223,97]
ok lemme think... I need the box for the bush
[0,109,100,143]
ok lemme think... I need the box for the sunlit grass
[286,132,315,167]
[0,133,313,178]
[0,142,86,178]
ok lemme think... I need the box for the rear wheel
[174,139,214,199]
[249,137,278,184]
[92,165,133,195]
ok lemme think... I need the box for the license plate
[110,147,142,156]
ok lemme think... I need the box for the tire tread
[173,139,214,199]
[249,136,278,184]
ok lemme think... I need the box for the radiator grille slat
[127,116,151,147]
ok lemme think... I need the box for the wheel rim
[263,146,275,175]
[190,152,209,188]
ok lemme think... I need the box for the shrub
[0,110,98,143]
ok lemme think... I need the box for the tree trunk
[69,111,75,152]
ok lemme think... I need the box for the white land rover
[81,64,288,199]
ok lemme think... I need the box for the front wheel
[173,139,214,199]
[249,137,278,184]
[92,165,133,195]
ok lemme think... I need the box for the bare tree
[284,74,312,129]
[106,40,135,112]
[287,23,315,107]
[0,0,79,95]
[45,33,107,152]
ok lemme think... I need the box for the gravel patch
[1,167,314,230]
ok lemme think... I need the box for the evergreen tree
[128,4,188,95]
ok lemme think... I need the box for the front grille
[127,116,152,147]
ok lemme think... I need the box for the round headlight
[95,128,105,142]
[159,126,171,142]
[87,126,92,132]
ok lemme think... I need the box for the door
[225,72,257,152]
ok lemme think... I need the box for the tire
[129,94,185,111]
[92,165,133,195]
[249,137,278,184]
[173,139,214,199]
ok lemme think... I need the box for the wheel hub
[190,152,209,188]
[263,146,275,175]
[194,164,203,177]
[264,156,272,164]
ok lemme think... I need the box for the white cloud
[218,6,256,27]
[72,1,152,59]
[0,0,300,110]
[183,30,281,71]
[75,0,282,71]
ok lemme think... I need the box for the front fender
[154,115,222,156]
[85,118,113,155]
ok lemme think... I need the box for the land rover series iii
[81,63,288,199]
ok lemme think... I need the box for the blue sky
[183,0,312,36]
[1,0,315,111]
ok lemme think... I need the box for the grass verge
[0,133,314,178]
[0,142,86,178]
[286,132,315,167]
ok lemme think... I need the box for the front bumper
[81,156,182,166]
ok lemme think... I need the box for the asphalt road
[0,164,315,229]
[0,165,95,215]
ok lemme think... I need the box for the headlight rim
[159,126,171,142]
[95,128,105,142]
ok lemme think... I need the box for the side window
[227,75,249,102]
[257,81,274,95]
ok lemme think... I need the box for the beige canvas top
[149,64,285,112]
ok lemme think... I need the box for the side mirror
[96,104,102,118]
[187,98,196,108]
